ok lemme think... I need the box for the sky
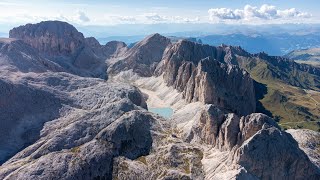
[0,0,319,26]
[0,0,320,37]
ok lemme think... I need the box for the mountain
[236,52,320,130]
[0,21,319,179]
[285,48,320,67]
[108,33,171,76]
[198,33,320,56]
[9,21,127,79]
[0,38,63,73]
[156,40,255,115]
[109,33,320,131]
[108,33,314,179]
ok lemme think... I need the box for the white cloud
[100,15,138,25]
[208,8,241,20]
[142,13,200,23]
[74,11,90,23]
[144,13,166,22]
[99,13,200,25]
[208,4,312,23]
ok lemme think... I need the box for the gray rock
[159,49,256,115]
[112,136,205,180]
[9,21,128,79]
[187,105,320,179]
[234,126,320,180]
[9,21,84,56]
[0,38,64,73]
[287,129,320,168]
[0,69,159,179]
[2,23,319,180]
[108,33,171,76]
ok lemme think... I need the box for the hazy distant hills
[3,23,320,56]
[98,33,320,56]
[199,33,320,56]
[286,48,320,61]
[285,48,320,67]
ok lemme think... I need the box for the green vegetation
[136,156,147,165]
[238,56,320,131]
[182,158,191,174]
[70,146,81,154]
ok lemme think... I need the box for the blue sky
[0,0,319,27]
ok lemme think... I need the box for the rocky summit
[0,21,319,180]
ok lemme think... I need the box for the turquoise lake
[149,107,174,119]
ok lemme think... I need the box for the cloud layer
[0,3,316,26]
[75,11,90,23]
[208,4,312,23]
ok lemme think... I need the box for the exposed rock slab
[157,42,256,115]
[287,129,320,168]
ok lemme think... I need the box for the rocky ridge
[157,40,256,115]
[108,33,171,76]
[287,129,320,168]
[0,21,319,180]
[9,21,128,79]
[0,39,159,178]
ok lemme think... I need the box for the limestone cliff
[1,22,319,180]
[9,21,127,79]
[157,40,256,115]
[108,33,171,76]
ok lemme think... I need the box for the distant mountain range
[2,23,320,56]
[98,33,320,56]
[198,33,320,56]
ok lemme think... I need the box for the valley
[0,20,319,179]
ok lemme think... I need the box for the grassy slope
[238,57,320,131]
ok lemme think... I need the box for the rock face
[233,114,319,180]
[0,66,158,179]
[157,40,256,115]
[85,38,128,60]
[185,105,320,179]
[0,38,63,73]
[103,41,128,59]
[108,33,171,76]
[9,21,84,56]
[0,34,157,180]
[287,129,320,168]
[9,21,128,79]
[111,105,320,179]
[0,77,65,164]
[1,22,320,180]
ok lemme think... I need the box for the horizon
[2,20,320,56]
[1,0,320,38]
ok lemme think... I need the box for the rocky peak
[185,105,320,179]
[108,33,171,76]
[103,41,128,58]
[126,33,171,65]
[85,37,101,48]
[159,42,256,115]
[105,41,127,49]
[9,21,85,56]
